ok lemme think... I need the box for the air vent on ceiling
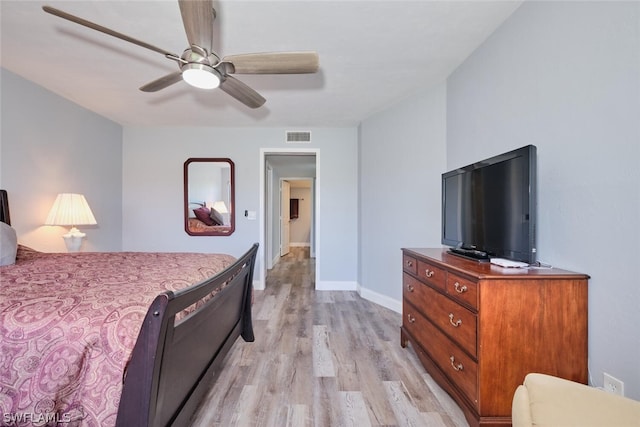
[286,131,311,143]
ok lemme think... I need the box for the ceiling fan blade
[178,0,215,53]
[42,5,177,57]
[223,52,319,74]
[219,76,266,109]
[139,72,184,92]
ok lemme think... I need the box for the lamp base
[62,227,86,252]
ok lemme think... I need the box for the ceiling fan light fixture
[182,63,220,89]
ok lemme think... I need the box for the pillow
[209,208,224,226]
[0,222,18,266]
[193,206,215,226]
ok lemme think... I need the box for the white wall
[122,126,358,288]
[358,83,447,311]
[447,1,640,398]
[0,69,123,252]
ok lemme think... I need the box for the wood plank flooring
[191,248,469,427]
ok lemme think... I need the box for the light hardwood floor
[191,247,469,427]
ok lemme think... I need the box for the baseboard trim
[357,285,402,314]
[253,279,265,291]
[315,280,358,291]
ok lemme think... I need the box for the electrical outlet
[603,373,624,396]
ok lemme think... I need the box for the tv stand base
[448,247,490,262]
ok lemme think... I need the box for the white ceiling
[0,1,522,128]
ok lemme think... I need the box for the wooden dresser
[400,248,588,427]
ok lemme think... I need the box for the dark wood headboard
[0,190,11,225]
[0,190,10,225]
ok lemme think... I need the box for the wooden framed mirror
[184,158,235,236]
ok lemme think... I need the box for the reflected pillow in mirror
[0,222,18,266]
[193,207,215,226]
[210,208,224,226]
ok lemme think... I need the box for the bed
[0,190,258,426]
[186,202,232,235]
[186,218,232,234]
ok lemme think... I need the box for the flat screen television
[441,145,537,264]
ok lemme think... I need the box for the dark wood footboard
[116,243,259,427]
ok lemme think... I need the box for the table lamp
[45,193,97,252]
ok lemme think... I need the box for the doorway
[280,178,314,258]
[259,149,319,290]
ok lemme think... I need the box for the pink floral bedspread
[0,246,235,427]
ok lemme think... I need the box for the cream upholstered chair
[512,373,640,427]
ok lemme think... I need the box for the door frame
[259,148,320,290]
[280,178,291,257]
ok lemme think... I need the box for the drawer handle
[448,313,462,327]
[454,282,468,293]
[407,314,416,323]
[449,356,464,372]
[406,260,414,267]
[424,269,435,278]
[406,283,414,292]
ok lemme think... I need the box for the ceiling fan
[42,1,319,108]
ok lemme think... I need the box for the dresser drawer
[416,260,446,290]
[403,254,417,275]
[404,273,477,358]
[446,273,478,310]
[403,303,478,407]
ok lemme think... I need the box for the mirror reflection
[184,158,235,236]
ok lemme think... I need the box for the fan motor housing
[181,47,220,67]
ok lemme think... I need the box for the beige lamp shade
[45,193,97,226]
[45,193,97,252]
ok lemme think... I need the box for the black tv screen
[441,145,537,264]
